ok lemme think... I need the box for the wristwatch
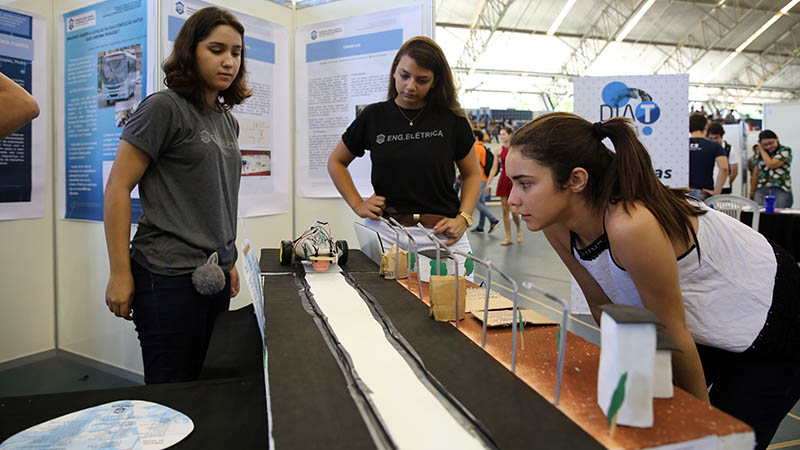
[458,211,474,227]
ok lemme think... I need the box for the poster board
[571,74,689,313]
[60,0,156,222]
[574,74,689,188]
[0,7,47,220]
[294,5,423,199]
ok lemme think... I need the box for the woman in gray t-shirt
[103,7,251,384]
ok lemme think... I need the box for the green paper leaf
[556,328,561,355]
[409,252,416,270]
[464,254,474,275]
[429,260,447,276]
[518,310,524,338]
[607,372,628,427]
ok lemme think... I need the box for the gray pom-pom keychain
[192,252,226,296]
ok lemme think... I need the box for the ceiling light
[615,0,656,42]
[706,0,797,81]
[781,0,800,13]
[547,0,577,36]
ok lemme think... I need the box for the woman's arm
[709,155,729,196]
[485,149,500,195]
[607,206,710,402]
[0,72,39,138]
[750,165,760,198]
[434,145,481,245]
[327,139,385,219]
[103,140,151,320]
[760,147,786,170]
[543,224,612,324]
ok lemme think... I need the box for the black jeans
[697,345,800,450]
[131,258,231,384]
[697,240,800,450]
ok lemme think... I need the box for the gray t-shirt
[120,90,241,275]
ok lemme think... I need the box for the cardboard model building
[653,331,682,399]
[597,304,661,428]
[380,244,409,280]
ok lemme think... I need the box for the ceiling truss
[548,0,651,106]
[728,18,800,106]
[453,0,516,93]
[653,0,770,75]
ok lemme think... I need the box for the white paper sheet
[304,269,488,449]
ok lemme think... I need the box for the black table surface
[262,262,602,449]
[740,210,800,262]
[0,306,268,448]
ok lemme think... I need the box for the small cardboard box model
[379,244,408,280]
[597,304,660,428]
[429,275,466,322]
[653,331,681,399]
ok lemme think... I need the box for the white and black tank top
[572,203,776,353]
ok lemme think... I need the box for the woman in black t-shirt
[328,37,480,260]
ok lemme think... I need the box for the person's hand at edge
[230,266,240,297]
[433,216,468,246]
[106,272,134,320]
[353,194,385,219]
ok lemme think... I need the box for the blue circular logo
[643,126,653,135]
[635,101,660,124]
[602,81,631,108]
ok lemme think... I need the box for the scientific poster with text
[0,8,46,220]
[61,0,156,222]
[295,6,422,198]
[163,0,290,217]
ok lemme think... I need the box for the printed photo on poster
[242,150,271,177]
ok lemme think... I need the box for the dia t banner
[574,74,689,188]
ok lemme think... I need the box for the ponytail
[511,112,703,247]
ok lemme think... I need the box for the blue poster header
[0,34,34,61]
[306,29,402,63]
[0,9,32,39]
[168,15,274,64]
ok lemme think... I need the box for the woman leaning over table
[504,112,800,450]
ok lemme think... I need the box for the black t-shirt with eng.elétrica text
[342,99,474,217]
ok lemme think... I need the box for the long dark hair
[510,112,704,247]
[387,36,465,118]
[162,7,251,110]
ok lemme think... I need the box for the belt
[384,212,448,228]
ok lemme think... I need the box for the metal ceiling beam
[728,19,800,107]
[453,0,516,93]
[652,0,769,74]
[547,0,653,106]
[560,0,648,76]
[436,22,795,58]
[670,0,786,15]
[452,66,799,94]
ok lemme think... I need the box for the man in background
[689,113,728,200]
[472,129,499,233]
[707,122,739,194]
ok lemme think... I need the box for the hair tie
[593,121,609,139]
